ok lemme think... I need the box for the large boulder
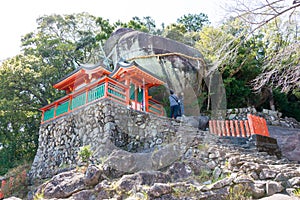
[104,28,226,117]
[268,126,300,162]
[33,170,85,199]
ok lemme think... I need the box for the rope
[126,52,206,66]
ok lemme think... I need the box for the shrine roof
[110,60,164,86]
[53,62,111,90]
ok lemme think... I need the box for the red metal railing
[209,114,269,137]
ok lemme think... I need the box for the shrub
[78,145,93,164]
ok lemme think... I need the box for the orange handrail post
[244,120,250,137]
[212,120,217,135]
[225,120,230,136]
[247,114,255,135]
[216,120,219,135]
[217,120,222,136]
[41,110,45,123]
[68,95,73,112]
[221,121,226,137]
[262,117,269,136]
[85,88,89,104]
[253,115,260,135]
[240,121,246,137]
[235,120,240,137]
[230,120,235,137]
[54,102,58,119]
[209,120,213,134]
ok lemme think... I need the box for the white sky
[0,0,229,61]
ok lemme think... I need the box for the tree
[228,0,300,93]
[0,55,54,174]
[114,16,158,34]
[196,19,264,108]
[230,0,300,32]
[251,20,300,94]
[21,12,105,78]
[0,13,112,174]
[177,13,210,32]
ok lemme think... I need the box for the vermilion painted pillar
[104,77,108,98]
[144,85,149,112]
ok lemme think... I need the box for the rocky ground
[14,131,299,200]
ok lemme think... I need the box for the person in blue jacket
[169,90,180,119]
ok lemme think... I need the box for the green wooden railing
[88,84,105,102]
[44,107,55,121]
[149,99,165,116]
[56,101,69,116]
[108,83,125,100]
[71,93,86,110]
[41,78,164,123]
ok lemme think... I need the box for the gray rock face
[104,28,226,117]
[116,171,171,192]
[148,183,172,198]
[180,115,210,130]
[30,130,300,200]
[268,126,300,162]
[34,170,85,199]
[84,165,102,186]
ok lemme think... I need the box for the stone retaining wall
[226,107,300,128]
[30,99,193,179]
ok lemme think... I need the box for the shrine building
[40,61,165,123]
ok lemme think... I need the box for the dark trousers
[170,105,180,119]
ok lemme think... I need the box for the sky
[0,0,229,61]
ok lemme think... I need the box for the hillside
[26,127,300,200]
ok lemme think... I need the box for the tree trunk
[269,88,275,111]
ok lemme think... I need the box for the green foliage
[272,89,300,121]
[0,55,51,175]
[195,170,211,183]
[292,188,300,197]
[226,184,252,200]
[196,18,266,109]
[177,13,210,32]
[22,12,104,71]
[33,190,45,200]
[114,16,158,34]
[223,78,252,108]
[78,145,93,164]
[95,17,115,41]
